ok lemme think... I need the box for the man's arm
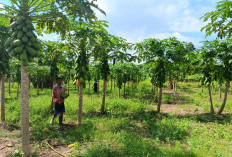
[52,86,59,104]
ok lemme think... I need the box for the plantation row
[0,0,232,156]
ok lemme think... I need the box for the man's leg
[59,112,63,126]
[50,114,57,124]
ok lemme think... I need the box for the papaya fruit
[25,46,36,56]
[14,46,24,54]
[13,39,22,47]
[22,36,29,43]
[26,31,33,38]
[79,77,85,84]
[17,31,23,39]
[22,27,27,32]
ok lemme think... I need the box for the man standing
[50,77,66,126]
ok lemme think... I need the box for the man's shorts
[55,102,65,114]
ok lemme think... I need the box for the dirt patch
[0,139,20,157]
[160,104,204,115]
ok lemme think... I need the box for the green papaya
[30,37,36,42]
[79,77,85,84]
[17,24,24,30]
[13,39,22,47]
[27,24,33,30]
[26,19,31,24]
[32,43,41,50]
[9,49,16,57]
[22,27,27,32]
[16,18,24,25]
[26,32,33,38]
[26,41,32,47]
[14,46,24,54]
[22,36,29,43]
[4,38,12,48]
[7,45,15,53]
[17,31,23,39]
[12,31,18,37]
[25,46,36,56]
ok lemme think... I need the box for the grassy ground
[1,80,232,157]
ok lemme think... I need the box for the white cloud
[0,3,3,8]
[170,16,203,32]
[94,0,115,19]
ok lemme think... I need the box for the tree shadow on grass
[75,130,196,157]
[176,113,232,124]
[83,109,190,142]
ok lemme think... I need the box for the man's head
[56,77,63,85]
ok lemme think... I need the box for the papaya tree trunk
[118,88,120,98]
[114,79,115,89]
[36,83,39,96]
[155,86,158,102]
[8,78,11,97]
[154,85,156,103]
[175,81,177,93]
[100,78,107,114]
[219,83,222,98]
[17,82,20,99]
[123,83,126,98]
[97,81,99,95]
[157,87,162,113]
[208,84,215,114]
[78,84,83,125]
[111,78,112,92]
[127,81,129,96]
[131,81,134,95]
[88,81,90,93]
[1,75,5,122]
[217,81,230,115]
[42,81,44,91]
[21,65,31,156]
[173,80,175,92]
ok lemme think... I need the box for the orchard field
[1,0,232,157]
[0,80,232,157]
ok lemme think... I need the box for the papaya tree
[200,41,218,114]
[66,20,108,124]
[136,38,167,113]
[113,62,123,98]
[0,17,10,122]
[215,39,232,114]
[93,41,110,114]
[0,0,104,156]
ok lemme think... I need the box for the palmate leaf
[201,0,232,38]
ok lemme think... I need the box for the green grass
[2,80,232,157]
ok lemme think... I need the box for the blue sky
[94,0,220,48]
[1,0,220,48]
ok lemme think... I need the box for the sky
[0,0,220,48]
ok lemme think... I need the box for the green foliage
[201,0,232,39]
[0,19,10,76]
